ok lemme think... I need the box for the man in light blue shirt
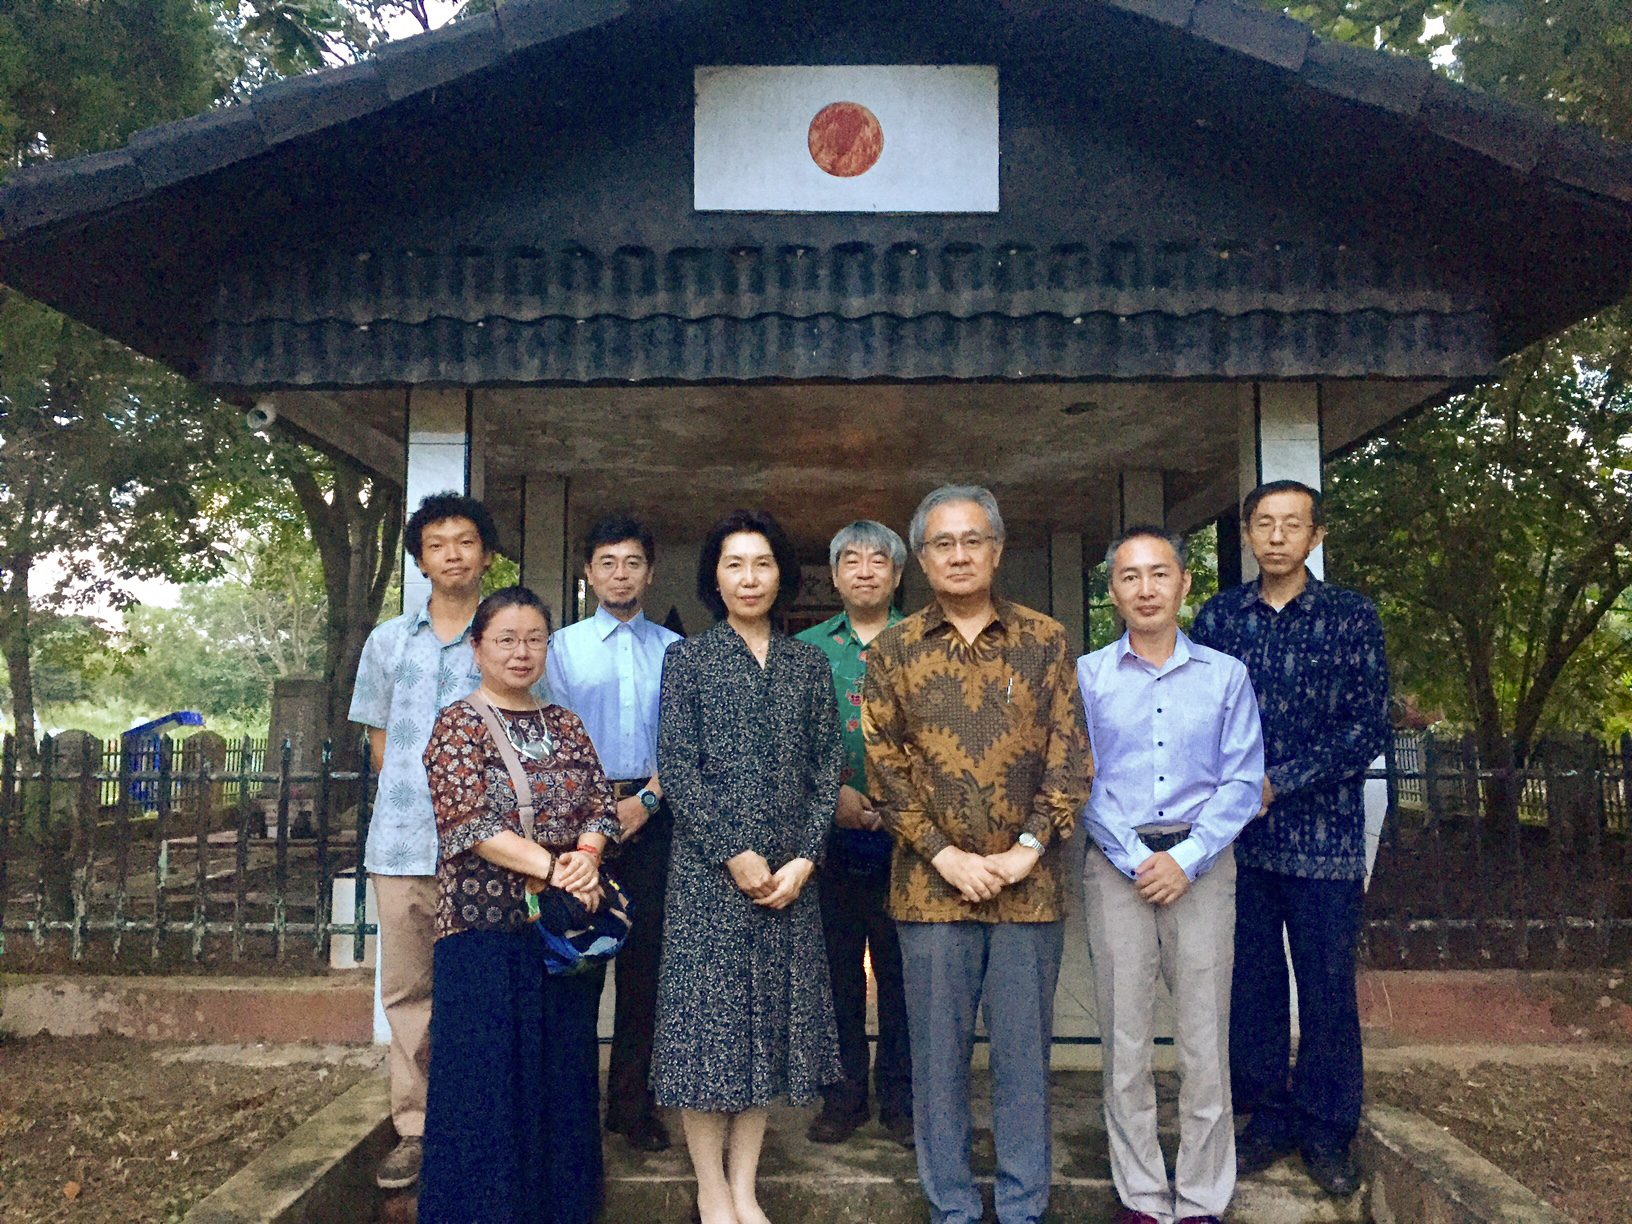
[546,515,680,1152]
[1077,526,1263,1224]
[349,492,499,1191]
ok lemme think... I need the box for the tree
[278,446,401,761]
[1248,0,1632,800]
[1327,306,1632,790]
[0,297,254,757]
[109,531,329,725]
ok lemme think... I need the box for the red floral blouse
[423,700,621,940]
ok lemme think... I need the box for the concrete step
[378,1071,1367,1222]
[600,1072,1366,1223]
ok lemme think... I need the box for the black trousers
[604,799,673,1127]
[819,861,912,1119]
[1230,863,1365,1155]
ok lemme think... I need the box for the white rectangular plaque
[694,65,999,212]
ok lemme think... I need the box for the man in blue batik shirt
[1191,481,1390,1199]
[546,515,680,1153]
[349,492,520,1191]
[1078,526,1264,1224]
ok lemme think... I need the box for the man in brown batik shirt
[863,485,1090,1224]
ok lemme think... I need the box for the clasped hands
[532,848,604,912]
[726,850,815,910]
[930,842,1041,904]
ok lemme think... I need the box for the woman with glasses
[417,585,622,1224]
[652,509,844,1224]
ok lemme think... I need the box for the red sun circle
[808,102,883,178]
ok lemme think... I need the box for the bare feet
[729,1187,772,1224]
[695,1184,739,1224]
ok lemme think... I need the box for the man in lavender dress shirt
[1077,527,1264,1224]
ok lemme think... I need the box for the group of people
[350,476,1389,1224]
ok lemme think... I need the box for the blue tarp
[123,711,205,809]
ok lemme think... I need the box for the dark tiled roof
[215,241,1483,326]
[204,309,1491,386]
[202,239,1493,385]
[0,0,1629,238]
[0,0,628,235]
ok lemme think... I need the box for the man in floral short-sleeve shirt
[349,492,518,1191]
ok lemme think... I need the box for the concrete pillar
[1117,470,1165,530]
[403,389,472,612]
[1240,382,1323,580]
[522,475,571,633]
[1050,530,1084,658]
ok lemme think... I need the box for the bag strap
[469,693,538,840]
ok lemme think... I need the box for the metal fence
[1365,731,1632,968]
[3,727,1630,970]
[0,731,376,966]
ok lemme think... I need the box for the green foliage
[1326,305,1632,757]
[483,554,521,596]
[1248,0,1632,757]
[0,0,217,165]
[210,1,373,94]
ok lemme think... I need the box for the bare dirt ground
[0,1035,376,1223]
[1370,1057,1632,1223]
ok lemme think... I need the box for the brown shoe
[376,1136,423,1189]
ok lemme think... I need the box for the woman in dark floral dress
[417,586,622,1224]
[653,509,844,1224]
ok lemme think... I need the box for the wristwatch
[1017,832,1045,855]
[637,788,660,813]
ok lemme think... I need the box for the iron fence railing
[1364,731,1632,968]
[0,731,375,965]
[2,728,1630,970]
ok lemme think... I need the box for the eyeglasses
[1248,518,1313,536]
[922,533,996,558]
[592,556,648,575]
[488,633,548,653]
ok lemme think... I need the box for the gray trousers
[898,920,1063,1224]
[1084,846,1237,1224]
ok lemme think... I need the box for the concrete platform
[374,1069,1365,1224]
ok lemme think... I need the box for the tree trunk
[1463,626,1518,831]
[282,449,402,769]
[0,560,38,765]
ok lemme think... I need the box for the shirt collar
[1115,627,1202,675]
[410,594,474,643]
[1240,569,1324,612]
[594,605,649,640]
[923,595,1012,640]
[832,606,903,646]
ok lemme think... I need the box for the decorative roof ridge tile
[211,239,1486,326]
[252,60,391,146]
[374,10,504,101]
[201,309,1498,386]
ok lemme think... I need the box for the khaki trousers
[372,873,438,1138]
[1084,846,1236,1224]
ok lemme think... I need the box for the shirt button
[1157,741,1164,746]
[1156,708,1163,714]
[1159,776,1165,781]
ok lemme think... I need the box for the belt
[1139,827,1192,854]
[609,779,648,800]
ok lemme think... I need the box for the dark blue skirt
[419,928,605,1224]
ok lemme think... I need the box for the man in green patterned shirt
[796,521,912,1147]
